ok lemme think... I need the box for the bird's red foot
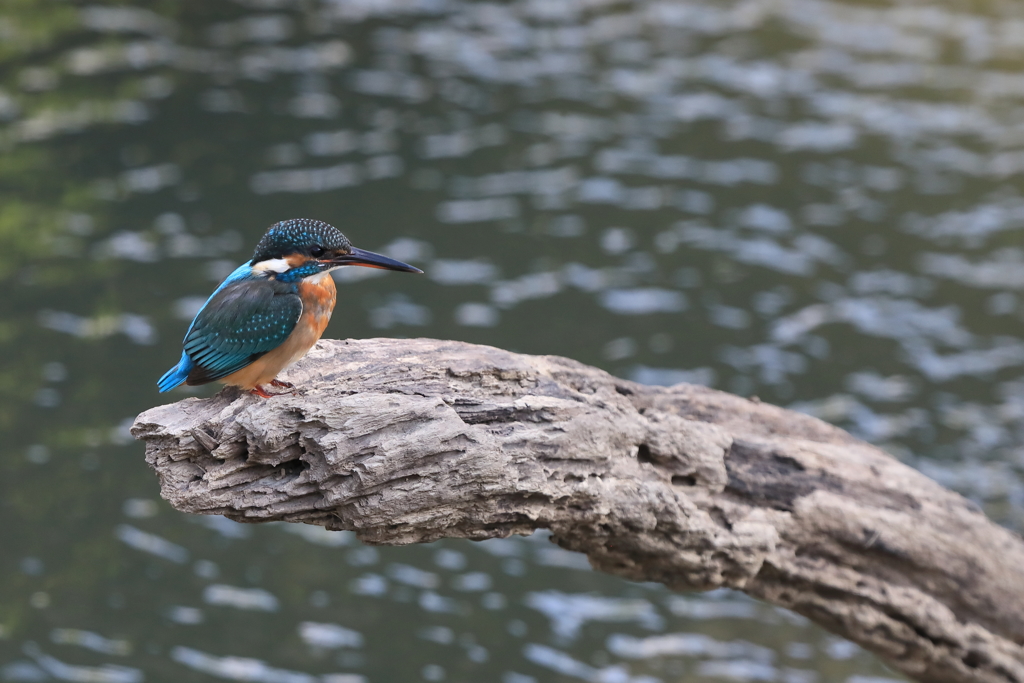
[269,379,295,389]
[250,385,276,398]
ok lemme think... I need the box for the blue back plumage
[185,263,253,333]
[156,263,301,392]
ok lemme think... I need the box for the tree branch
[132,338,1024,683]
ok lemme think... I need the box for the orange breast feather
[299,275,337,335]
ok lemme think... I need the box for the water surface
[6,0,1024,680]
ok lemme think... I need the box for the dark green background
[5,0,1023,680]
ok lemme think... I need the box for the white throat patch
[252,258,290,274]
[306,269,336,284]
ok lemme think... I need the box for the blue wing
[159,263,253,392]
[157,265,302,391]
[182,278,303,385]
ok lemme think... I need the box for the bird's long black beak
[329,247,423,273]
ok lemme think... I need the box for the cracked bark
[132,338,1024,683]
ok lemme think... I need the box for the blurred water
[9,0,1024,680]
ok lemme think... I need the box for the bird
[158,218,422,398]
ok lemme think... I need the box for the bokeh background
[3,0,1023,681]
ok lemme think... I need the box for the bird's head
[250,218,422,282]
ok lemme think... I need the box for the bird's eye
[310,246,325,258]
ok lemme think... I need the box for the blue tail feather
[158,352,193,393]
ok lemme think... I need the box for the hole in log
[637,444,653,464]
[615,385,634,396]
[276,459,309,479]
[671,475,697,486]
[964,651,987,669]
[563,474,584,483]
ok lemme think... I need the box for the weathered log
[132,338,1024,683]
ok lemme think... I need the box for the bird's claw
[250,381,298,398]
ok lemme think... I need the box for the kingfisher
[158,218,421,398]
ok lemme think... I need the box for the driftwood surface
[132,338,1024,683]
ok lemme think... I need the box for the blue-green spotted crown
[251,218,351,263]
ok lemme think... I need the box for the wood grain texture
[132,338,1024,683]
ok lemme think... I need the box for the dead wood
[132,338,1024,683]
